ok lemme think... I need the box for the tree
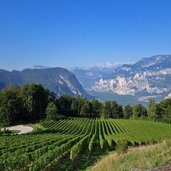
[110,101,123,119]
[46,102,58,120]
[70,98,78,116]
[124,105,133,119]
[47,91,56,103]
[57,95,73,116]
[166,104,171,123]
[117,105,124,118]
[80,101,92,117]
[77,96,87,115]
[101,101,111,118]
[20,84,49,121]
[148,98,157,121]
[111,101,118,118]
[0,87,23,127]
[158,98,171,122]
[133,104,147,119]
[91,99,102,117]
[155,103,164,120]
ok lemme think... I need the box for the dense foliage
[0,84,171,126]
[1,118,171,170]
[0,84,54,127]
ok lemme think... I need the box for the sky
[0,0,171,71]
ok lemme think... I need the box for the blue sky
[0,0,171,70]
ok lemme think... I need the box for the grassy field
[89,140,171,171]
[0,118,171,170]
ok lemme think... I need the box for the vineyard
[1,118,171,170]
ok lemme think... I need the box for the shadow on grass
[45,141,115,171]
[70,145,114,171]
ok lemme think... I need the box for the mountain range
[0,67,91,98]
[0,55,170,105]
[72,55,171,105]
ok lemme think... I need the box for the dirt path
[2,125,33,134]
[147,164,171,171]
[133,164,171,171]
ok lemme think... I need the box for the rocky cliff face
[0,67,91,98]
[73,55,171,103]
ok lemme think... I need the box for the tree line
[0,83,171,126]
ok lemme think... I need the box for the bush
[116,140,129,154]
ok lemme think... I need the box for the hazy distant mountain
[72,62,121,90]
[0,67,91,98]
[32,65,50,69]
[73,55,171,104]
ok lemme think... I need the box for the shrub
[116,140,129,154]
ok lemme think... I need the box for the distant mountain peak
[139,55,171,62]
[135,55,171,68]
[33,65,50,69]
[93,61,121,69]
[71,61,121,71]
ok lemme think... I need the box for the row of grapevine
[42,118,171,150]
[70,135,89,160]
[1,118,171,170]
[88,119,98,152]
